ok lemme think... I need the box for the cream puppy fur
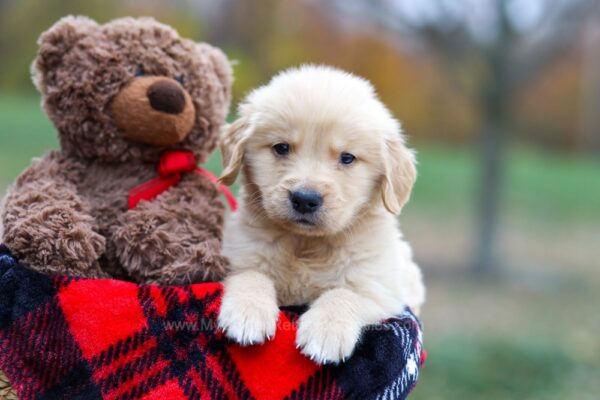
[217,65,425,364]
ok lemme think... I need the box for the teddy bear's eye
[134,65,145,77]
[175,74,185,85]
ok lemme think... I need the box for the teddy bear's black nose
[147,80,186,114]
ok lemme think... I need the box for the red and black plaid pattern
[0,245,423,400]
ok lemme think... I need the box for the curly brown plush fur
[1,16,232,284]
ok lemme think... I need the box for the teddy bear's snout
[147,80,186,114]
[111,76,196,147]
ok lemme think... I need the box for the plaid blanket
[0,245,423,400]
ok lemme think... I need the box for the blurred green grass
[410,144,600,222]
[2,94,599,225]
[412,336,600,400]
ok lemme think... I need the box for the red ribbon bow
[128,150,237,211]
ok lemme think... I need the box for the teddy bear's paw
[296,306,362,365]
[62,223,106,261]
[113,211,228,284]
[149,247,228,286]
[5,208,106,274]
[52,224,106,275]
[184,240,229,282]
[218,290,280,346]
[111,213,165,274]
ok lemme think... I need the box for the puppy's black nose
[147,80,186,114]
[290,189,323,214]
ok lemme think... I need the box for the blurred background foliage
[0,0,599,398]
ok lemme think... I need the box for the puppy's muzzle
[290,189,323,214]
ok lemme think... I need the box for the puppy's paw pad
[218,295,279,345]
[296,309,361,364]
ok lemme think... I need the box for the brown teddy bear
[1,16,233,285]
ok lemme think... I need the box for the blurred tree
[323,0,598,275]
[518,56,582,149]
[202,0,477,138]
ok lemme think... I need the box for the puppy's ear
[219,118,252,185]
[381,137,417,215]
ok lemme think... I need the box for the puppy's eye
[272,143,290,156]
[340,152,356,165]
[134,65,145,77]
[175,74,185,85]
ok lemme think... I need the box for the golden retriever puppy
[217,65,425,364]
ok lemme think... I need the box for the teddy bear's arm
[112,171,227,285]
[1,151,107,277]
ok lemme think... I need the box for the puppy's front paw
[296,307,362,364]
[218,292,280,345]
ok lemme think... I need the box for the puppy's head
[220,65,416,236]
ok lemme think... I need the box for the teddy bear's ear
[197,43,233,100]
[31,16,99,92]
